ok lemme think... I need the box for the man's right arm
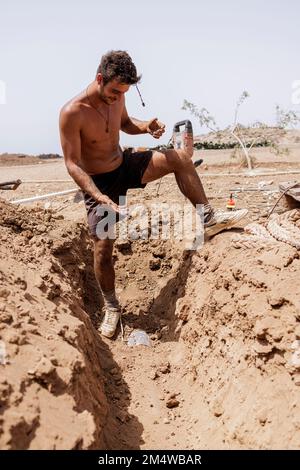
[59,106,119,211]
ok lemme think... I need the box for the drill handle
[173,120,193,134]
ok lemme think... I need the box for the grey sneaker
[99,306,121,338]
[204,208,249,238]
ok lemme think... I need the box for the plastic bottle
[127,329,151,347]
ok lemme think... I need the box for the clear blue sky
[0,0,299,154]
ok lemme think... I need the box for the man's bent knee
[172,149,194,171]
[142,148,194,184]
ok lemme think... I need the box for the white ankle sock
[102,289,120,311]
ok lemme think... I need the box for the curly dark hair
[96,50,141,85]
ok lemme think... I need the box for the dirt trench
[1,198,300,449]
[68,225,300,450]
[0,198,193,449]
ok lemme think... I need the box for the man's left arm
[121,104,165,139]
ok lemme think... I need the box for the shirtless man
[59,50,247,339]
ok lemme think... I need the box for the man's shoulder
[60,99,82,119]
[60,89,87,120]
[59,98,84,131]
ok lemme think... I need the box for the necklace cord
[86,85,109,132]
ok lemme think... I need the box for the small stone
[153,246,166,259]
[257,409,269,426]
[253,342,274,356]
[254,317,284,341]
[28,357,55,379]
[159,362,171,374]
[15,278,27,291]
[0,288,11,299]
[268,295,285,307]
[166,398,180,409]
[149,370,159,380]
[0,312,13,324]
[212,401,224,417]
[163,418,170,424]
[36,224,47,233]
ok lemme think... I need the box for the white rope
[231,209,300,250]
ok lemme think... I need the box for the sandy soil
[0,137,300,449]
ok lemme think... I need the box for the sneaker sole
[100,327,117,338]
[205,209,249,238]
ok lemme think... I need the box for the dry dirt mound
[1,194,300,450]
[170,233,300,448]
[0,153,62,167]
[0,199,109,449]
[195,126,300,147]
[90,221,300,450]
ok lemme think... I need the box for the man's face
[97,74,130,105]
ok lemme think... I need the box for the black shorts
[83,149,153,237]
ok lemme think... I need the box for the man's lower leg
[94,244,121,338]
[174,158,248,235]
[174,160,215,223]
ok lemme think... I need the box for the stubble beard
[98,86,114,105]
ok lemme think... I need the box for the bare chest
[81,102,123,147]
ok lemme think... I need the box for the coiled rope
[232,209,300,250]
